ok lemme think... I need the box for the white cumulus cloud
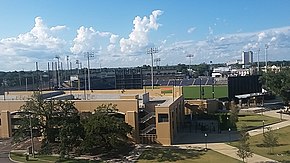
[119,10,163,53]
[70,26,118,55]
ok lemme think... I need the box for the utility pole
[147,48,158,90]
[84,52,94,91]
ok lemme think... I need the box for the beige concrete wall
[73,99,139,113]
[155,95,184,145]
[0,111,12,138]
[0,101,26,113]
[65,89,161,97]
[0,98,140,140]
[155,107,171,145]
[125,111,139,143]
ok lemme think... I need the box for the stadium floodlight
[147,48,158,90]
[186,54,194,69]
[84,52,95,91]
[257,48,260,73]
[55,55,61,88]
[265,44,269,73]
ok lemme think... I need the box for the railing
[141,124,156,135]
[139,134,157,144]
[140,112,155,123]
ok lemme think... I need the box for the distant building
[226,59,242,66]
[241,51,253,65]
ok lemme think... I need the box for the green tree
[14,92,83,155]
[229,101,239,129]
[236,125,253,162]
[263,127,279,154]
[81,104,132,154]
[195,63,210,76]
[261,68,290,105]
[56,100,83,158]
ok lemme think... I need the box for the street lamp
[212,81,215,99]
[204,133,208,150]
[280,108,283,121]
[227,116,229,129]
[262,120,265,135]
[24,112,35,158]
[228,128,231,144]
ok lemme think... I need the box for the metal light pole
[199,77,202,99]
[84,52,94,91]
[29,113,35,158]
[204,133,208,150]
[262,120,265,134]
[265,44,269,73]
[55,56,61,88]
[257,48,260,73]
[154,58,161,69]
[147,48,158,90]
[76,60,81,90]
[228,128,231,144]
[186,54,194,70]
[280,108,283,121]
[212,79,215,99]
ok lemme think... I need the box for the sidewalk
[209,143,276,163]
[175,109,290,163]
[213,110,290,162]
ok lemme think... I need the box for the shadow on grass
[57,159,101,163]
[138,147,206,162]
[242,119,264,122]
[256,143,288,148]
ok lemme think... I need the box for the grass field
[137,147,241,163]
[182,85,228,99]
[236,113,281,131]
[231,126,290,162]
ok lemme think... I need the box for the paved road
[0,139,13,163]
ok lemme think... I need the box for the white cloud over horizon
[0,13,290,71]
[119,10,163,53]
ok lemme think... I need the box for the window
[158,114,168,123]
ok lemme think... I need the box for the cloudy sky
[1,0,290,71]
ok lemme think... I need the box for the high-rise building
[242,51,253,65]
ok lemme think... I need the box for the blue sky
[1,0,290,71]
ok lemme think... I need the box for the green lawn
[137,147,241,163]
[183,85,228,99]
[236,113,281,131]
[10,152,100,163]
[231,126,290,162]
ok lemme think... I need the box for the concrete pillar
[1,111,12,138]
[125,111,139,143]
